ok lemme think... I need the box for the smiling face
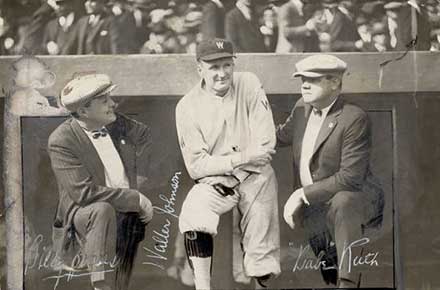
[198,57,234,97]
[300,75,340,109]
[79,93,117,128]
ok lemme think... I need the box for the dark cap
[196,38,234,61]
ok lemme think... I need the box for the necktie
[91,128,109,139]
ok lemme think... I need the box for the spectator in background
[315,0,362,52]
[111,0,155,54]
[384,0,431,51]
[201,0,226,40]
[42,0,83,55]
[180,10,203,53]
[276,0,320,53]
[225,0,266,52]
[20,0,58,55]
[74,0,119,54]
[365,21,391,52]
[260,5,278,52]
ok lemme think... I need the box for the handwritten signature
[25,234,119,289]
[291,237,379,272]
[143,171,181,270]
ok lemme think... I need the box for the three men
[48,73,153,290]
[277,54,384,288]
[176,38,280,289]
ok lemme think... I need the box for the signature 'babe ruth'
[176,38,280,289]
[48,73,154,290]
[277,55,384,288]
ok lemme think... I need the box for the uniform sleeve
[233,74,276,176]
[247,74,277,151]
[48,134,141,212]
[176,101,239,180]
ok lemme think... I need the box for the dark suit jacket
[394,4,431,51]
[112,10,150,54]
[42,16,79,55]
[225,7,266,52]
[74,14,119,54]
[201,1,226,40]
[48,114,152,256]
[277,97,384,212]
[327,9,361,52]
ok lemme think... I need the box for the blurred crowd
[0,0,439,55]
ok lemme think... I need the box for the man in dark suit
[48,73,153,290]
[318,0,362,52]
[74,0,119,54]
[42,0,82,55]
[201,0,226,40]
[225,0,266,52]
[277,55,384,288]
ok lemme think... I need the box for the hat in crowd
[293,55,347,78]
[196,38,234,61]
[371,22,387,36]
[60,73,117,112]
[384,0,405,10]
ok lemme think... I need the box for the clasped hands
[200,145,276,196]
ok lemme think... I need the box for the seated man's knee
[328,191,363,221]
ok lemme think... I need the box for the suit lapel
[106,116,137,188]
[70,119,106,185]
[312,98,344,156]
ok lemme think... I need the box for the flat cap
[293,54,347,78]
[60,73,116,112]
[196,38,234,61]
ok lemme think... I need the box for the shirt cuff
[299,188,310,206]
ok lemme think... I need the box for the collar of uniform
[199,78,235,100]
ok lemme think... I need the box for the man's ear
[196,62,202,76]
[77,107,87,118]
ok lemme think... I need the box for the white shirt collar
[236,1,251,21]
[211,0,224,9]
[291,0,304,16]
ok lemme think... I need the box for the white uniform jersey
[176,71,276,180]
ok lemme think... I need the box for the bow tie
[312,108,322,117]
[91,128,109,139]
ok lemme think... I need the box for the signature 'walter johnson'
[142,171,181,270]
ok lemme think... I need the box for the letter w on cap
[216,41,224,49]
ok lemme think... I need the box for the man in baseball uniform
[176,38,280,289]
[48,73,154,290]
[277,55,384,288]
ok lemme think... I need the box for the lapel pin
[329,122,335,128]
[121,139,126,145]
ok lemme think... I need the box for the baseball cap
[293,55,347,78]
[60,73,117,112]
[196,38,234,61]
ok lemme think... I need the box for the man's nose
[108,96,116,108]
[302,82,311,89]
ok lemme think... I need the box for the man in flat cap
[277,55,384,288]
[48,73,153,290]
[176,38,280,289]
